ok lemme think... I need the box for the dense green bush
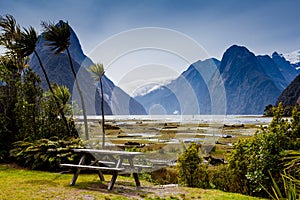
[10,137,83,171]
[207,165,237,192]
[177,142,210,188]
[228,104,300,197]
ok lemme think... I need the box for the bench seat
[60,164,125,172]
[98,161,152,169]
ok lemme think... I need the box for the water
[79,115,272,125]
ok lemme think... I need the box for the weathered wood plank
[60,164,125,172]
[98,161,152,169]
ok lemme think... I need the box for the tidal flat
[75,115,272,166]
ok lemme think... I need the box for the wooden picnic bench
[98,161,152,172]
[60,149,151,190]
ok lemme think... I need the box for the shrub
[207,165,237,192]
[177,142,210,188]
[228,104,300,197]
[150,167,178,185]
[10,137,83,171]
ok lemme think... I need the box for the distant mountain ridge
[135,45,299,114]
[272,52,299,84]
[30,20,146,115]
[135,58,220,114]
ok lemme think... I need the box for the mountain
[212,45,284,114]
[135,45,297,114]
[30,20,146,115]
[277,73,300,106]
[256,55,288,91]
[272,52,299,83]
[135,58,220,115]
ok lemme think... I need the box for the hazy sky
[1,0,300,95]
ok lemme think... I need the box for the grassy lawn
[0,164,263,200]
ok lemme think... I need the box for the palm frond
[12,26,38,57]
[262,170,300,200]
[53,85,71,106]
[41,20,70,54]
[89,63,105,81]
[0,14,21,52]
[283,150,300,173]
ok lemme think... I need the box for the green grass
[0,164,263,200]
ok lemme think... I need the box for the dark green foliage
[0,15,78,163]
[41,21,71,54]
[0,112,11,161]
[10,137,83,171]
[36,84,78,140]
[14,68,43,140]
[12,26,38,57]
[0,57,22,162]
[228,103,300,197]
[0,62,78,162]
[264,104,274,116]
[264,104,299,117]
[207,165,236,192]
[177,143,210,188]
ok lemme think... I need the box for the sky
[1,0,300,95]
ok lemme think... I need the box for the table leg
[70,154,86,186]
[107,157,123,190]
[97,170,105,181]
[93,157,105,181]
[128,157,141,187]
[108,171,118,190]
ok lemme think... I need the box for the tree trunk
[34,50,71,135]
[66,48,89,140]
[100,78,105,148]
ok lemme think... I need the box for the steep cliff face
[30,20,146,115]
[211,45,282,114]
[277,73,300,106]
[272,52,299,83]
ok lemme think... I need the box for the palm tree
[89,63,106,148]
[52,85,74,123]
[53,85,71,110]
[0,15,20,51]
[12,23,71,135]
[0,15,23,73]
[41,21,89,140]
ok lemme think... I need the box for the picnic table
[60,149,151,190]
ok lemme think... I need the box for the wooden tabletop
[72,149,144,156]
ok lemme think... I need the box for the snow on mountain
[132,78,173,97]
[283,50,300,64]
